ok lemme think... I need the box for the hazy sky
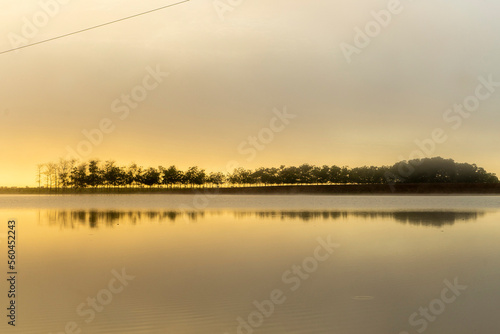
[1,0,500,186]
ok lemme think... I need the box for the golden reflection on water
[1,206,498,334]
[39,209,485,229]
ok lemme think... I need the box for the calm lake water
[1,195,499,334]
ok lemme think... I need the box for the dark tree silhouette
[103,161,123,187]
[37,156,499,190]
[388,157,498,184]
[162,165,183,188]
[208,172,225,187]
[229,167,255,186]
[87,160,102,188]
[184,167,206,188]
[70,162,88,189]
[142,167,161,188]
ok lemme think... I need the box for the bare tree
[36,164,45,189]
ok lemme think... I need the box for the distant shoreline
[2,184,500,195]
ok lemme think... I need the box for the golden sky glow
[1,0,500,186]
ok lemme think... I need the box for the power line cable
[0,0,190,56]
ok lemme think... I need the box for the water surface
[0,195,499,333]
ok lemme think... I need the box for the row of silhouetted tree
[36,157,498,189]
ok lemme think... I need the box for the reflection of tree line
[41,210,484,229]
[239,211,483,226]
[42,210,207,229]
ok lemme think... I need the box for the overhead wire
[0,0,190,56]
